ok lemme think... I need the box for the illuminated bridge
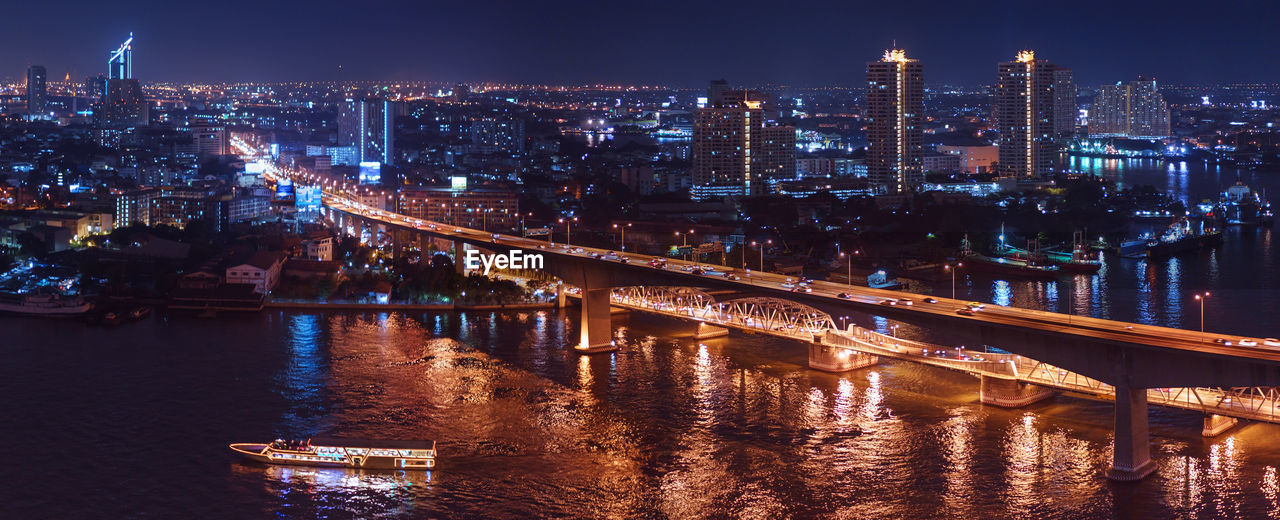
[236,136,1280,481]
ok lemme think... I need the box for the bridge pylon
[978,375,1056,407]
[808,343,878,372]
[577,285,617,353]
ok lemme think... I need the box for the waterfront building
[866,49,924,194]
[692,81,796,198]
[225,251,287,294]
[26,65,47,117]
[338,98,395,165]
[1089,79,1171,138]
[995,50,1060,180]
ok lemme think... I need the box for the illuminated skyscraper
[94,34,147,134]
[108,33,133,82]
[1089,80,1171,138]
[866,49,924,194]
[995,50,1058,180]
[26,65,47,117]
[691,81,795,198]
[338,98,396,165]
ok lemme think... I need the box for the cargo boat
[1146,219,1222,259]
[962,252,1061,279]
[230,437,436,470]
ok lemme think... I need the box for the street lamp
[613,222,631,251]
[559,217,578,246]
[1193,291,1211,333]
[944,262,963,300]
[839,250,858,289]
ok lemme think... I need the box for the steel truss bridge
[610,286,1280,426]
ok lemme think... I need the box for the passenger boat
[0,292,92,317]
[230,437,436,470]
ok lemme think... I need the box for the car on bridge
[956,308,977,316]
[837,293,852,299]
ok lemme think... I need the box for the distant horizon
[7,0,1280,87]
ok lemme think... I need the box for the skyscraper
[26,65,47,117]
[1089,80,1171,138]
[97,34,147,139]
[691,81,796,199]
[995,51,1058,180]
[108,33,133,82]
[866,49,924,194]
[1053,68,1077,140]
[337,98,396,165]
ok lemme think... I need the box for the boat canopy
[309,437,436,450]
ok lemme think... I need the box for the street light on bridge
[613,222,631,251]
[1194,291,1211,333]
[944,262,963,300]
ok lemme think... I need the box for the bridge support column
[1107,382,1156,481]
[555,283,566,309]
[692,322,728,339]
[454,240,467,275]
[979,376,1056,407]
[1202,413,1238,437]
[577,287,617,354]
[808,344,877,372]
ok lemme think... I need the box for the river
[4,308,1280,518]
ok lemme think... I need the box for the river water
[6,158,1280,518]
[4,308,1280,519]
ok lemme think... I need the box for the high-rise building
[1053,68,1077,140]
[96,35,147,136]
[1089,79,1171,138]
[866,49,924,194]
[995,51,1058,180]
[27,65,47,117]
[337,98,395,165]
[102,78,148,128]
[108,33,133,82]
[691,81,795,198]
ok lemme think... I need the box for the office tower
[337,98,395,165]
[109,33,133,82]
[1053,68,1076,140]
[691,81,796,198]
[995,50,1057,180]
[866,49,924,194]
[1089,79,1171,138]
[27,65,47,117]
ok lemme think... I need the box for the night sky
[8,0,1280,87]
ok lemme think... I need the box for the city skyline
[7,0,1280,86]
